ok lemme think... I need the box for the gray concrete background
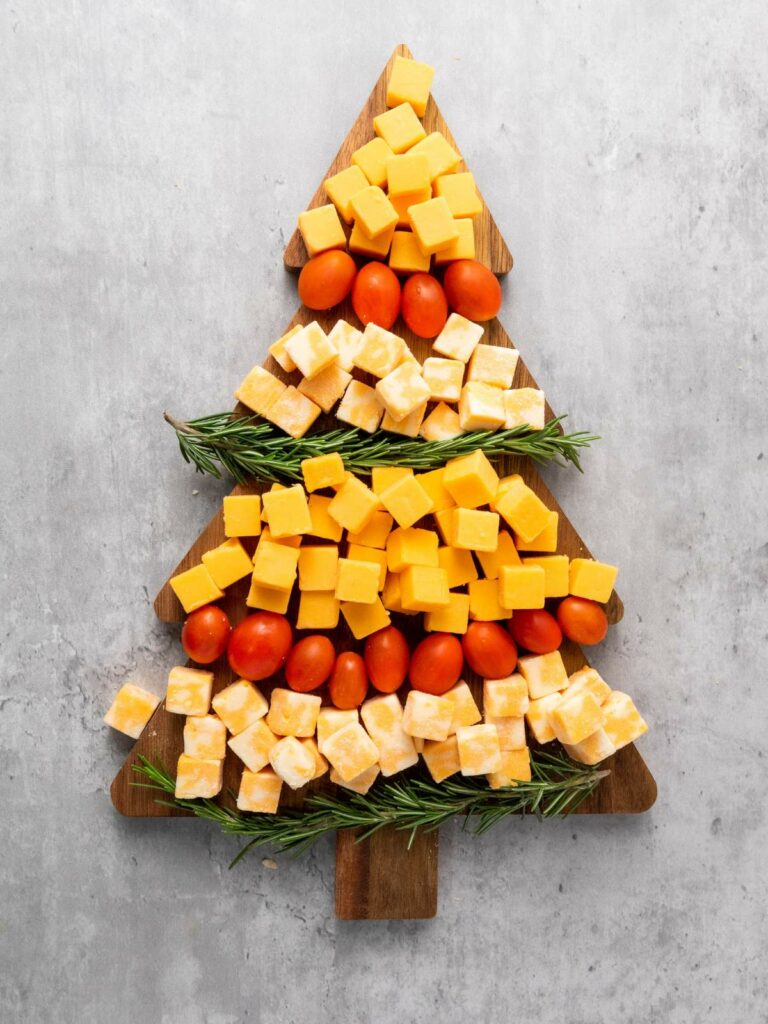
[2,1,766,1021]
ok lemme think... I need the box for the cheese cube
[420,402,464,441]
[422,357,464,402]
[245,580,292,614]
[382,401,428,437]
[260,482,285,523]
[434,218,476,264]
[437,546,478,588]
[468,578,512,621]
[235,365,286,416]
[433,313,484,363]
[169,563,225,613]
[422,735,461,782]
[433,172,482,218]
[331,763,380,794]
[298,362,352,413]
[324,164,369,222]
[373,102,426,154]
[301,452,346,493]
[499,564,546,610]
[350,185,398,239]
[201,538,253,589]
[347,509,394,549]
[381,572,406,614]
[468,344,520,389]
[262,485,312,538]
[284,321,338,381]
[212,678,268,735]
[476,530,521,579]
[408,131,461,180]
[487,747,531,789]
[299,545,339,592]
[328,474,380,533]
[349,220,395,259]
[495,476,552,543]
[569,559,619,603]
[403,690,454,741]
[417,468,456,513]
[321,720,380,782]
[483,674,529,718]
[514,511,558,553]
[372,466,413,494]
[296,591,340,630]
[354,322,407,378]
[335,557,380,604]
[376,361,431,423]
[340,597,391,639]
[601,691,648,750]
[442,681,482,732]
[237,768,282,813]
[228,718,279,772]
[347,544,387,589]
[307,494,344,542]
[317,708,359,752]
[443,449,499,509]
[521,555,569,598]
[458,381,506,431]
[564,728,617,766]
[327,319,364,372]
[174,753,223,799]
[297,203,346,257]
[361,693,419,776]
[269,735,316,790]
[166,666,213,717]
[336,379,384,433]
[566,667,612,706]
[400,565,450,612]
[379,474,433,528]
[518,650,569,699]
[223,495,262,538]
[525,693,561,744]
[386,152,431,197]
[456,724,501,776]
[452,508,500,552]
[408,196,459,255]
[266,688,321,738]
[104,683,159,738]
[251,540,299,591]
[352,136,395,187]
[551,690,604,746]
[267,324,302,373]
[386,526,439,571]
[485,714,526,751]
[266,385,322,439]
[183,714,227,759]
[424,591,470,634]
[390,187,432,227]
[389,230,431,273]
[386,55,434,117]
[503,387,546,430]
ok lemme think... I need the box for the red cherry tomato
[409,634,464,695]
[509,609,563,655]
[364,626,410,693]
[181,605,231,664]
[285,635,336,692]
[227,612,293,681]
[401,273,448,338]
[443,260,502,321]
[556,597,609,645]
[328,651,369,708]
[297,250,357,310]
[461,622,517,679]
[351,261,401,328]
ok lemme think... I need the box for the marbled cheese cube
[485,713,527,751]
[444,681,482,732]
[297,203,346,257]
[438,546,478,588]
[518,650,569,699]
[326,320,364,373]
[321,720,380,782]
[299,545,340,592]
[336,379,385,433]
[245,580,292,614]
[525,692,562,744]
[373,101,426,153]
[468,578,512,621]
[251,540,300,591]
[456,724,502,776]
[301,452,346,493]
[166,666,214,717]
[183,714,227,759]
[212,678,268,735]
[354,323,407,378]
[307,494,344,542]
[223,494,262,538]
[235,365,286,416]
[103,682,159,738]
[379,474,433,529]
[468,344,519,389]
[569,559,619,603]
[503,387,546,430]
[499,564,546,610]
[400,565,450,612]
[266,688,321,738]
[564,728,617,766]
[386,525,439,571]
[452,508,500,552]
[422,357,464,402]
[237,768,283,813]
[381,401,427,437]
[269,735,316,790]
[601,691,648,750]
[296,591,340,630]
[330,763,380,795]
[346,544,387,590]
[328,475,381,533]
[267,324,302,373]
[352,136,395,188]
[298,363,352,413]
[336,557,380,604]
[433,313,484,363]
[408,131,461,180]
[494,475,552,544]
[402,690,454,741]
[566,667,612,706]
[476,530,521,580]
[551,689,605,745]
[521,555,569,598]
[228,718,279,772]
[361,693,419,776]
[201,538,254,589]
[324,163,369,222]
[458,382,506,431]
[422,735,461,783]
[420,402,464,441]
[434,219,476,265]
[487,747,531,789]
[484,674,530,718]
[317,708,359,753]
[175,753,223,799]
[266,385,321,439]
[514,510,559,553]
[433,171,482,218]
[386,55,435,117]
[347,510,394,549]
[285,321,338,380]
[375,361,431,423]
[424,592,470,634]
[169,563,225,614]
[340,597,391,639]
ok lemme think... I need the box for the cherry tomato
[462,622,517,679]
[509,609,563,655]
[181,605,231,664]
[297,250,357,310]
[227,612,293,681]
[556,597,609,645]
[285,634,336,692]
[328,651,368,708]
[401,273,448,338]
[351,261,401,328]
[443,260,502,321]
[364,626,410,693]
[409,633,464,695]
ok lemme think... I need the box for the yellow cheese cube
[301,452,346,493]
[499,564,546,610]
[408,196,459,255]
[257,523,303,549]
[386,152,431,197]
[476,530,521,580]
[266,385,321,439]
[381,572,405,614]
[468,578,512,621]
[266,688,321,738]
[390,186,432,227]
[514,511,559,553]
[327,319,364,372]
[284,321,338,381]
[503,387,546,430]
[468,344,519,389]
[297,203,346,257]
[223,494,262,538]
[438,546,478,588]
[422,357,464,402]
[443,449,499,509]
[228,718,279,772]
[321,720,380,782]
[420,402,464,441]
[267,324,302,373]
[251,540,300,591]
[166,666,213,717]
[433,172,482,218]
[424,591,470,634]
[487,747,531,789]
[235,365,286,416]
[245,579,292,614]
[484,674,530,718]
[347,509,394,549]
[458,381,506,431]
[361,693,419,776]
[324,164,369,223]
[307,494,344,542]
[569,559,619,603]
[236,768,282,813]
[211,678,268,735]
[379,474,433,529]
[422,735,461,782]
[336,379,384,433]
[375,361,431,423]
[168,563,225,613]
[296,591,340,630]
[386,55,434,117]
[354,322,407,378]
[269,735,316,790]
[262,485,312,538]
[183,714,227,759]
[518,650,569,699]
[521,555,569,597]
[433,218,476,265]
[400,565,450,612]
[433,312,484,363]
[350,185,398,239]
[525,692,562,744]
[417,468,455,513]
[340,597,391,639]
[331,763,380,794]
[103,682,159,738]
[495,475,552,543]
[601,691,648,750]
[352,136,395,187]
[551,690,604,746]
[260,482,285,523]
[373,102,426,153]
[347,544,387,589]
[403,690,454,741]
[485,713,526,751]
[564,728,617,766]
[335,557,380,604]
[386,526,439,572]
[317,708,359,752]
[174,753,223,799]
[298,545,339,592]
[349,219,395,259]
[443,681,482,731]
[372,466,413,495]
[328,474,380,533]
[201,538,253,589]
[452,508,500,552]
[408,131,461,180]
[298,363,352,413]
[389,229,431,273]
[566,667,612,706]
[456,724,501,776]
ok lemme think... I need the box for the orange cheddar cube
[417,468,456,513]
[347,509,394,549]
[514,510,559,553]
[324,164,369,223]
[476,530,521,580]
[201,538,253,589]
[296,591,340,630]
[245,580,291,614]
[340,597,391,639]
[307,494,344,542]
[424,591,470,634]
[433,218,476,265]
[301,452,346,493]
[437,546,478,588]
[499,564,546,610]
[408,196,459,255]
[169,563,224,614]
[390,186,432,228]
[451,508,500,552]
[408,131,461,181]
[443,449,499,509]
[495,475,552,544]
[328,475,380,533]
[223,494,262,538]
[347,544,387,590]
[352,136,395,187]
[297,203,346,257]
[298,545,339,592]
[386,526,439,572]
[400,565,450,612]
[251,540,300,592]
[389,229,431,273]
[262,484,312,538]
[379,473,433,528]
[569,559,619,603]
[468,579,512,622]
[335,557,380,604]
[386,55,434,117]
[386,152,431,197]
[349,219,395,259]
[521,555,569,598]
[433,172,482,218]
[373,102,426,153]
[350,185,398,239]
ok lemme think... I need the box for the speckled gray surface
[2,2,767,1021]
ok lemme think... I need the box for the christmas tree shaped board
[110,45,656,920]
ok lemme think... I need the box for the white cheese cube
[381,402,427,437]
[503,388,546,430]
[300,737,329,779]
[402,690,454,741]
[183,714,227,759]
[327,319,364,372]
[443,681,481,732]
[269,735,316,789]
[237,768,283,813]
[524,692,563,744]
[456,724,501,776]
[467,344,519,389]
[484,713,527,751]
[266,688,322,737]
[432,313,484,363]
[330,763,380,794]
[565,667,612,706]
[422,735,461,783]
[227,718,279,772]
[420,402,464,441]
[375,362,432,422]
[550,689,604,745]
[174,753,223,799]
[360,693,419,776]
[103,682,159,738]
[483,674,530,718]
[284,321,338,380]
[422,357,465,402]
[518,650,569,700]
[317,708,359,753]
[166,666,213,717]
[211,678,268,735]
[321,721,380,782]
[564,728,616,765]
[601,692,648,750]
[336,380,384,433]
[458,382,506,431]
[353,323,407,378]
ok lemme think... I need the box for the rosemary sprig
[131,753,607,867]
